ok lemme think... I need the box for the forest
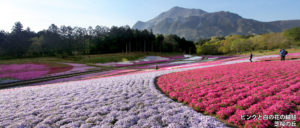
[195,27,300,55]
[0,22,196,58]
[1,22,300,58]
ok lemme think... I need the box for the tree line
[0,22,196,58]
[1,21,299,58]
[195,27,300,55]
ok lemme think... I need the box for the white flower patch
[184,54,192,58]
[169,60,194,64]
[142,56,169,61]
[0,59,233,128]
[183,56,203,61]
[116,61,133,65]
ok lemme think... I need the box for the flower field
[44,63,73,74]
[157,60,300,127]
[0,62,227,128]
[48,63,96,76]
[1,54,299,127]
[0,64,50,80]
[0,62,99,84]
[96,56,172,67]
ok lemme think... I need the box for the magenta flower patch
[157,60,300,127]
[0,64,49,80]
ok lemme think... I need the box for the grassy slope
[238,47,300,56]
[1,47,299,65]
[0,57,72,64]
[0,52,182,64]
[78,52,182,64]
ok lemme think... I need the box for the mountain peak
[133,7,300,40]
[167,6,207,15]
[169,6,190,11]
[170,6,184,10]
[144,6,207,25]
[170,6,206,12]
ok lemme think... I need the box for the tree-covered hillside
[195,27,300,55]
[1,22,299,58]
[0,22,196,58]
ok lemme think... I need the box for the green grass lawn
[0,52,183,65]
[78,52,182,64]
[0,57,72,64]
[1,48,299,65]
[238,47,300,56]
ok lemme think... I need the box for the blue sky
[1,0,300,32]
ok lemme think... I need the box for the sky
[1,0,300,32]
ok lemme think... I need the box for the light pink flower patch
[288,52,300,56]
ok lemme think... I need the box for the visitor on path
[155,64,159,70]
[280,49,287,61]
[249,52,253,62]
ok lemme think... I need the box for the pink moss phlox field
[161,61,222,70]
[48,63,95,76]
[0,64,49,80]
[287,52,300,56]
[96,59,170,67]
[157,60,300,127]
[115,59,169,67]
[0,62,229,128]
[86,69,139,79]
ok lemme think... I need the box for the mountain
[132,6,300,41]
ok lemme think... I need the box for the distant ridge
[133,6,300,41]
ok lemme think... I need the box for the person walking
[155,64,159,70]
[280,49,287,61]
[249,52,253,62]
